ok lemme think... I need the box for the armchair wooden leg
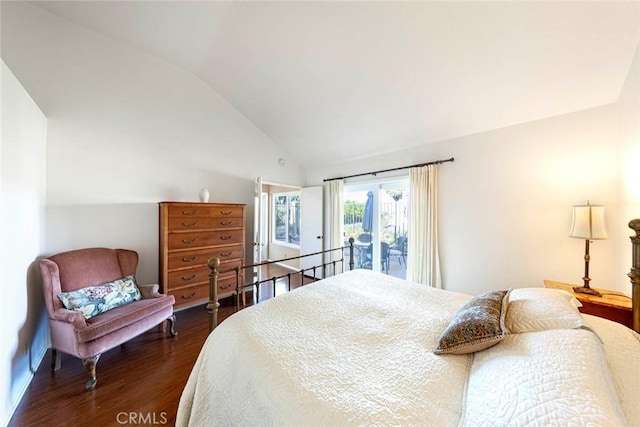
[167,314,178,337]
[51,349,61,372]
[82,354,101,391]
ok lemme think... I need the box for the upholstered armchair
[39,247,177,390]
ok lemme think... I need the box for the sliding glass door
[343,178,408,279]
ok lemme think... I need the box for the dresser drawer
[167,249,210,270]
[170,283,209,308]
[167,216,244,231]
[210,206,244,219]
[167,205,212,218]
[167,259,242,287]
[166,245,244,271]
[210,245,245,262]
[215,258,244,277]
[216,275,242,296]
[170,276,242,309]
[167,229,244,250]
[167,204,245,219]
[167,265,211,287]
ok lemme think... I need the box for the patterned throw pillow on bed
[434,289,511,355]
[58,275,142,319]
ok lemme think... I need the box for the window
[343,179,408,279]
[273,192,300,246]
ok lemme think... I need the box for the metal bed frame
[206,219,640,334]
[206,238,356,331]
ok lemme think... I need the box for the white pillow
[505,287,585,334]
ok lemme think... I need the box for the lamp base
[573,286,602,297]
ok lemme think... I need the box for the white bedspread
[581,314,640,426]
[176,270,638,426]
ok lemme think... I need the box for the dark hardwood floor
[9,265,313,427]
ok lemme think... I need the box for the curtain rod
[323,157,455,182]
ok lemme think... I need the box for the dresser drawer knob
[182,222,197,227]
[182,256,198,262]
[182,274,197,281]
[220,211,233,215]
[181,292,197,299]
[182,238,198,244]
[182,210,198,216]
[220,283,232,290]
[219,251,232,257]
[220,235,232,241]
[220,221,233,226]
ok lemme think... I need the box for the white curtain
[327,179,345,266]
[406,164,441,287]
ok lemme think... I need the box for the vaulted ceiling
[33,1,640,167]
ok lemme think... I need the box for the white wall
[1,2,305,284]
[307,105,620,296]
[1,3,304,422]
[0,60,47,426]
[616,44,640,293]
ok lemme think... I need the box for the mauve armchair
[39,247,177,390]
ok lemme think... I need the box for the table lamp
[569,202,607,297]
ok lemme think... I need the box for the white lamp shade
[569,204,608,240]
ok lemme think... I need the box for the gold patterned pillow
[433,289,511,355]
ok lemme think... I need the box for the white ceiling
[33,1,640,168]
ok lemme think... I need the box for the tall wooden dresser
[159,202,246,310]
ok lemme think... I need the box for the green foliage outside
[274,195,287,227]
[344,200,364,239]
[343,193,403,244]
[344,200,364,224]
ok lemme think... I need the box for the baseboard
[4,343,47,426]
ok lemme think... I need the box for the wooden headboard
[629,219,640,333]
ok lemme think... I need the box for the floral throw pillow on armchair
[58,274,142,319]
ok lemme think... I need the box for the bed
[176,221,640,426]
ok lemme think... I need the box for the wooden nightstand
[544,280,633,329]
